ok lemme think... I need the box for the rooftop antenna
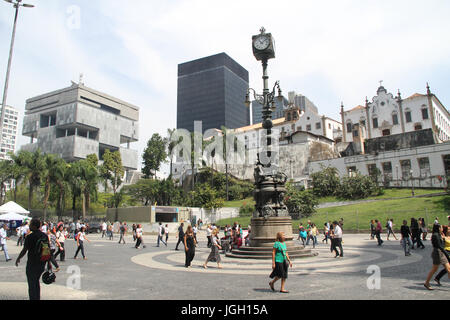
[79,73,84,85]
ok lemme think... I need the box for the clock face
[254,35,270,50]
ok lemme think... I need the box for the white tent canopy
[0,212,29,222]
[0,201,30,215]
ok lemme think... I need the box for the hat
[42,270,56,285]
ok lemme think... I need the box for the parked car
[86,222,102,234]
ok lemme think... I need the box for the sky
[0,0,449,175]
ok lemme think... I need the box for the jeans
[157,235,167,247]
[334,238,343,257]
[54,242,65,261]
[175,237,184,250]
[26,263,45,300]
[118,232,126,244]
[74,240,85,258]
[412,231,424,248]
[375,231,383,245]
[401,237,411,255]
[49,249,59,268]
[1,243,10,260]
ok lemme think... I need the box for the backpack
[36,237,51,262]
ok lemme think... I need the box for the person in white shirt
[0,224,11,261]
[193,224,198,243]
[386,219,398,241]
[54,225,67,261]
[74,226,90,260]
[206,225,213,248]
[157,222,167,247]
[135,224,145,249]
[41,223,47,234]
[101,222,107,238]
[332,221,343,258]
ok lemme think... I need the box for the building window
[382,129,390,136]
[346,122,352,132]
[316,122,321,130]
[414,124,422,131]
[421,108,429,120]
[353,130,358,137]
[328,123,332,129]
[382,162,392,176]
[392,113,398,125]
[418,157,430,177]
[400,159,411,180]
[306,124,311,131]
[297,126,302,131]
[372,118,378,129]
[347,166,357,177]
[360,119,366,127]
[405,111,412,123]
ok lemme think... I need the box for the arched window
[346,121,352,132]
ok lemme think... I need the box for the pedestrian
[135,224,145,249]
[203,228,223,269]
[101,221,107,238]
[47,229,60,272]
[41,222,48,234]
[108,224,113,240]
[193,224,198,243]
[305,221,312,246]
[157,222,167,247]
[206,224,212,248]
[434,225,450,286]
[332,221,343,258]
[118,222,127,244]
[175,222,185,250]
[411,218,425,249]
[184,225,197,268]
[434,217,439,225]
[15,218,50,300]
[420,218,428,241]
[74,226,90,260]
[0,224,11,262]
[165,224,169,244]
[375,219,384,246]
[54,225,67,262]
[132,224,137,241]
[370,220,375,240]
[400,220,412,256]
[269,231,292,293]
[424,224,450,290]
[386,219,398,241]
[339,218,344,231]
[322,222,330,244]
[309,223,318,248]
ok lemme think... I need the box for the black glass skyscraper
[177,52,249,133]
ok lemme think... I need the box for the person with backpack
[157,222,167,247]
[118,222,127,244]
[175,223,185,250]
[74,226,90,260]
[15,218,49,300]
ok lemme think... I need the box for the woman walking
[433,225,450,286]
[375,220,383,246]
[54,225,67,262]
[135,224,145,249]
[74,226,90,260]
[370,220,375,240]
[203,229,222,269]
[47,229,60,272]
[424,224,450,290]
[269,232,292,293]
[420,218,428,241]
[184,225,197,268]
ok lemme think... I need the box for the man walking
[0,224,11,262]
[157,222,167,247]
[118,222,127,244]
[175,223,185,250]
[15,218,49,300]
[101,221,107,238]
[375,219,384,246]
[332,221,343,258]
[400,220,412,256]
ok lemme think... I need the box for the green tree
[9,152,28,203]
[42,154,61,221]
[311,166,341,197]
[102,149,124,207]
[285,183,319,219]
[124,178,160,206]
[21,149,46,210]
[336,171,380,200]
[0,160,13,205]
[188,183,224,210]
[142,133,167,179]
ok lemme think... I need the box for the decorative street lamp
[0,0,34,149]
[246,27,288,218]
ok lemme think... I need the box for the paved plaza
[0,231,448,300]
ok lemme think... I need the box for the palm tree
[167,128,177,178]
[0,160,13,205]
[42,154,60,221]
[9,152,27,203]
[21,149,45,210]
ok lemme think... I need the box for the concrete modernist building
[0,104,19,160]
[177,52,250,133]
[21,82,139,171]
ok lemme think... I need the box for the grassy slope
[218,190,449,231]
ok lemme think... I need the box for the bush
[336,172,379,200]
[239,202,254,217]
[311,166,341,197]
[285,183,318,219]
